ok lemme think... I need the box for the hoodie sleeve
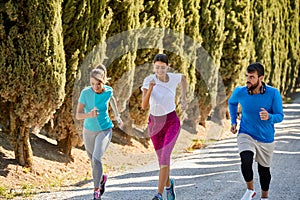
[268,89,284,123]
[228,87,241,125]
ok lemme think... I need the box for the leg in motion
[91,130,112,199]
[158,165,170,194]
[258,163,271,199]
[240,150,256,200]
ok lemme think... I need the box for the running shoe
[93,190,101,200]
[241,189,256,200]
[100,174,108,195]
[166,178,176,200]
[152,193,163,200]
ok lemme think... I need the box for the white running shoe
[241,189,256,200]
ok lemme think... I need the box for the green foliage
[43,0,114,157]
[221,0,255,94]
[197,0,227,126]
[285,0,300,93]
[0,0,298,163]
[181,0,201,132]
[0,0,66,166]
[252,1,273,81]
[104,1,138,132]
[251,0,299,95]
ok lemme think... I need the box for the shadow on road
[33,93,300,200]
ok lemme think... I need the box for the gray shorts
[237,133,275,167]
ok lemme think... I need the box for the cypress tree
[252,1,273,82]
[286,0,300,93]
[105,0,141,138]
[130,0,170,132]
[221,0,254,93]
[278,0,300,95]
[182,0,201,133]
[0,0,66,167]
[198,0,227,138]
[166,0,187,120]
[253,0,297,95]
[267,0,289,91]
[43,0,113,159]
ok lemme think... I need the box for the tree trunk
[57,134,73,162]
[9,103,33,167]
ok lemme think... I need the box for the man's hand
[230,124,237,134]
[259,108,269,120]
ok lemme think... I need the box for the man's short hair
[247,62,264,77]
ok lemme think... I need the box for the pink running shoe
[100,174,108,195]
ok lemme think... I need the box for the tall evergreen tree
[198,0,227,139]
[105,0,142,138]
[166,0,187,120]
[267,0,289,90]
[0,0,66,167]
[131,0,170,130]
[43,0,113,159]
[286,0,300,92]
[221,0,254,93]
[182,0,201,133]
[252,0,273,82]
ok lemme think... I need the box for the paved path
[29,94,300,200]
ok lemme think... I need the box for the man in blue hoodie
[228,62,284,200]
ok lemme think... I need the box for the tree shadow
[0,131,72,169]
[0,151,18,177]
[0,131,18,177]
[30,133,74,163]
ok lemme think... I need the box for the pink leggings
[148,111,180,166]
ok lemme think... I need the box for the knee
[91,157,102,168]
[240,151,254,166]
[159,154,171,166]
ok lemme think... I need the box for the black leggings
[240,151,271,191]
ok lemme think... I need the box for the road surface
[28,95,300,200]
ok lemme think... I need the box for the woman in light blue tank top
[76,64,123,200]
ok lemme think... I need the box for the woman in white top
[141,54,187,200]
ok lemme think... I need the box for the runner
[228,62,284,200]
[141,54,187,200]
[76,64,123,200]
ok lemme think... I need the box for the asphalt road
[28,95,300,200]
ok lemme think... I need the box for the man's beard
[247,80,259,91]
